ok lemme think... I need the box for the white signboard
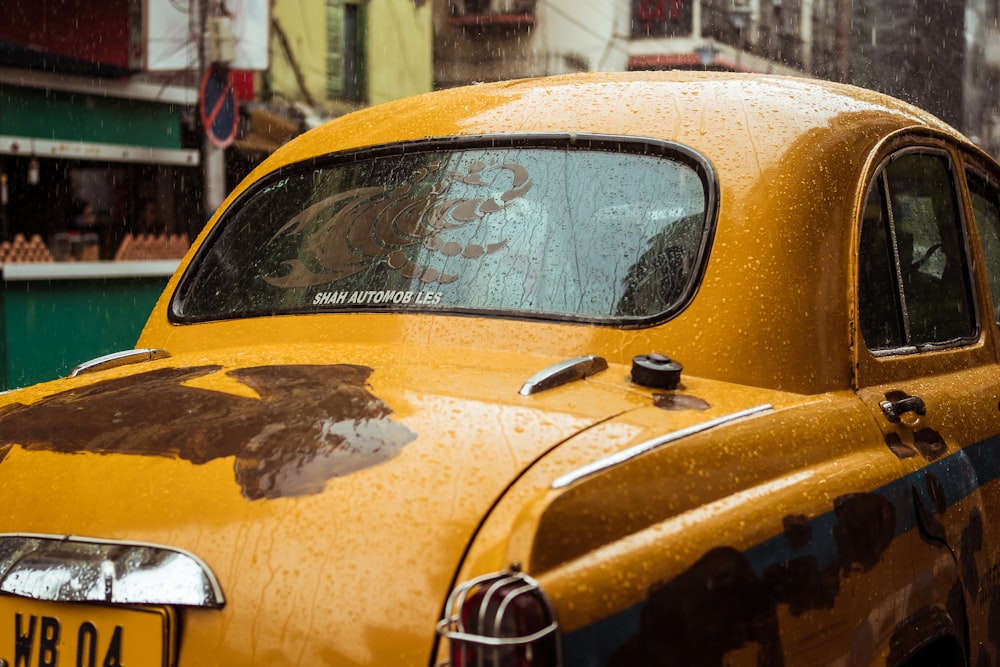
[136,0,270,71]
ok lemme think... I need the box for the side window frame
[858,146,978,355]
[963,162,1000,331]
[855,140,988,387]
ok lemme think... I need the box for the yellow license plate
[0,595,173,667]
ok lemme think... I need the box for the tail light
[437,568,561,667]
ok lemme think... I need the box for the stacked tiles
[114,233,190,261]
[0,235,54,263]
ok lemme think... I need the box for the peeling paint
[924,472,949,514]
[914,428,948,461]
[608,546,783,667]
[781,514,812,550]
[959,508,983,602]
[883,429,947,462]
[652,393,710,411]
[885,432,918,459]
[912,485,948,547]
[833,493,896,574]
[0,365,416,500]
[587,493,897,666]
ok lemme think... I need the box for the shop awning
[0,135,198,166]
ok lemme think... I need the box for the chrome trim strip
[0,533,225,608]
[551,404,774,489]
[70,348,171,377]
[519,355,608,396]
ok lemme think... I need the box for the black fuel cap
[631,353,683,389]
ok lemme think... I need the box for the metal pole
[836,0,851,83]
[800,0,814,74]
[203,141,227,217]
[199,0,227,220]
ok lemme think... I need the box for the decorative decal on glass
[264,161,531,288]
[172,141,710,323]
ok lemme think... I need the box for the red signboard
[0,0,131,68]
[632,0,692,38]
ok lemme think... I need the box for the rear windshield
[171,135,715,324]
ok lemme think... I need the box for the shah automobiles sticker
[312,290,443,306]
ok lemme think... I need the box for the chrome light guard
[437,569,561,666]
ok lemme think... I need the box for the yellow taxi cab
[2,71,1000,667]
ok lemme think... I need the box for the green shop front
[0,68,199,390]
[0,261,178,391]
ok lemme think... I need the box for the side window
[858,180,904,349]
[967,170,1000,326]
[859,151,976,351]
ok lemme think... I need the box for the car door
[853,139,1000,662]
[958,158,1000,663]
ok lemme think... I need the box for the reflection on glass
[968,170,1000,326]
[174,141,711,324]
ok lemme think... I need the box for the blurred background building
[0,0,434,389]
[436,0,998,153]
[0,0,433,258]
[0,0,999,256]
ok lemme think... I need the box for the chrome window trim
[859,144,981,355]
[551,404,774,489]
[964,163,1000,327]
[170,132,720,329]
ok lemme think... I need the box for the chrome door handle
[880,395,926,423]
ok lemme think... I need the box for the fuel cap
[631,353,683,389]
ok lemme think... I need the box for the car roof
[164,73,986,394]
[261,71,965,175]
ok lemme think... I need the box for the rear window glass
[171,136,714,324]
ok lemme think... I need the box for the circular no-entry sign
[200,65,239,149]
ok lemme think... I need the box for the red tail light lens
[437,569,560,667]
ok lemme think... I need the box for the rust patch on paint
[959,508,984,602]
[924,472,948,514]
[912,486,948,547]
[885,432,917,459]
[609,547,783,667]
[652,393,710,411]
[885,429,945,462]
[913,428,947,461]
[833,493,895,574]
[781,514,812,550]
[610,493,897,665]
[0,365,416,500]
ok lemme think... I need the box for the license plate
[0,595,173,667]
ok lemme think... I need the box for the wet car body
[3,71,1000,666]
